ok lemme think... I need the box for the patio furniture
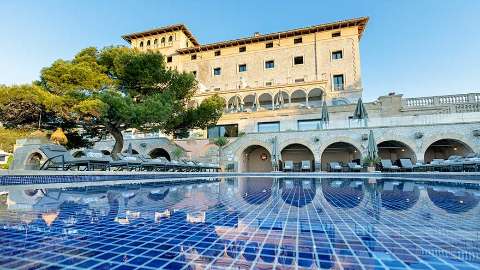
[399,159,420,172]
[39,145,110,171]
[283,161,294,172]
[138,155,170,171]
[380,160,400,172]
[329,162,342,172]
[301,160,311,172]
[347,162,362,172]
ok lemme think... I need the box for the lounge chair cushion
[86,152,103,159]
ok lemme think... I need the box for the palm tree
[213,136,229,170]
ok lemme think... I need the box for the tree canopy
[0,46,225,158]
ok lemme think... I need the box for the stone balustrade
[402,93,480,112]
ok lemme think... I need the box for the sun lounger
[347,162,362,172]
[39,145,110,171]
[329,162,342,172]
[399,159,420,172]
[301,160,311,172]
[283,161,294,172]
[380,160,400,172]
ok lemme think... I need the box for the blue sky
[0,0,479,101]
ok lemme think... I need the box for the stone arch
[227,95,242,112]
[273,90,289,108]
[25,152,44,170]
[376,139,417,164]
[320,140,362,171]
[280,143,315,172]
[122,149,139,155]
[243,94,256,110]
[290,89,307,107]
[236,142,273,172]
[72,150,86,158]
[149,148,171,161]
[258,92,273,110]
[307,88,324,107]
[423,138,474,163]
[278,138,318,161]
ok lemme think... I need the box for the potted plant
[362,156,380,172]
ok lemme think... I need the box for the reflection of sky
[0,177,479,269]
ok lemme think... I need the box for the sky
[0,0,479,101]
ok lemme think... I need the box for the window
[294,78,305,83]
[0,155,5,162]
[154,39,158,45]
[265,81,273,86]
[168,36,173,42]
[214,87,221,91]
[167,56,173,63]
[238,64,247,72]
[239,46,246,52]
[265,42,273,48]
[213,67,221,76]
[265,60,275,69]
[191,54,197,60]
[161,37,165,44]
[192,71,197,77]
[298,119,322,131]
[258,121,280,132]
[333,74,344,90]
[332,31,341,38]
[207,124,239,138]
[294,56,304,65]
[214,50,221,56]
[332,50,343,60]
[147,40,151,46]
[294,37,303,44]
[139,41,144,47]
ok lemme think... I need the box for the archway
[72,151,85,158]
[424,139,474,163]
[101,150,111,156]
[273,91,289,109]
[25,152,43,170]
[291,89,307,107]
[307,88,323,107]
[377,140,416,165]
[227,96,242,112]
[280,144,315,172]
[122,149,139,155]
[241,145,272,172]
[243,94,255,110]
[259,93,273,110]
[149,148,171,161]
[321,142,361,171]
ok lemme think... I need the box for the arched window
[161,37,165,44]
[154,39,158,45]
[139,41,144,47]
[146,40,151,46]
[168,36,173,42]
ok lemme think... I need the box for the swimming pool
[0,177,479,269]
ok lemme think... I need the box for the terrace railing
[402,93,480,113]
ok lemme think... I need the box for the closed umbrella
[252,93,259,111]
[127,143,133,156]
[353,98,368,126]
[320,101,330,128]
[366,130,378,161]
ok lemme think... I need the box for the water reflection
[0,177,479,269]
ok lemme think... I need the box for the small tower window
[147,40,151,46]
[154,39,158,45]
[139,41,144,47]
[161,37,166,44]
[168,36,173,42]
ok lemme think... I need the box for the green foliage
[1,46,225,156]
[213,136,229,148]
[0,128,31,152]
[1,155,13,170]
[362,156,381,166]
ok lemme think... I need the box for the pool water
[0,177,479,269]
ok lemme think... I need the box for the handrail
[39,154,65,170]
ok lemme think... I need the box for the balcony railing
[402,93,480,111]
